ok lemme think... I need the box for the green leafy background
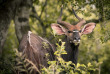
[1,0,110,74]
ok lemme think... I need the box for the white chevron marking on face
[73,31,79,32]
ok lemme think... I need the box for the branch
[31,6,44,27]
[39,0,47,18]
[31,6,47,35]
[73,18,101,25]
[86,19,100,23]
[68,3,88,15]
[68,3,103,24]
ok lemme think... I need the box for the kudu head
[51,5,96,44]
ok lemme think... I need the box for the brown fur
[19,32,55,72]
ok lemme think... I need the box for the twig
[31,6,44,26]
[31,6,47,35]
[39,0,48,18]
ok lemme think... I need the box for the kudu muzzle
[69,30,80,44]
[73,30,80,43]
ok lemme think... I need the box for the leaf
[16,61,23,65]
[87,62,92,67]
[29,68,34,74]
[66,61,72,66]
[18,68,27,72]
[80,64,86,68]
[76,63,80,68]
[28,66,33,71]
[25,62,30,67]
[14,66,23,69]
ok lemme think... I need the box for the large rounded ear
[81,23,96,35]
[51,23,67,35]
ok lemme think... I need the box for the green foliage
[0,21,18,74]
[1,0,110,74]
[14,49,41,74]
[42,39,97,74]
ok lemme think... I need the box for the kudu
[18,5,96,73]
[18,31,55,73]
[51,5,96,65]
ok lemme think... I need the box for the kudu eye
[68,31,72,33]
[79,30,81,33]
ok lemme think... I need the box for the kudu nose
[74,37,80,40]
[73,30,80,43]
[74,37,80,42]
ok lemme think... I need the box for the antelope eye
[68,31,72,33]
[79,30,81,33]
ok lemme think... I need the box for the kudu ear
[51,23,67,35]
[81,23,96,35]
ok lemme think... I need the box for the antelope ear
[51,23,66,35]
[81,23,96,35]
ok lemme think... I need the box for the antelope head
[51,6,96,44]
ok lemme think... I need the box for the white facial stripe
[78,40,80,42]
[70,40,81,44]
[73,31,79,32]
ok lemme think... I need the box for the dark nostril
[74,37,80,40]
[74,38,77,40]
[78,38,80,40]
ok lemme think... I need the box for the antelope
[51,5,96,65]
[18,5,96,73]
[18,31,55,73]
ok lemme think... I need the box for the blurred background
[0,0,110,74]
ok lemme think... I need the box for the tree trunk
[14,0,32,43]
[0,0,21,54]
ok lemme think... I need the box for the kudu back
[19,31,55,73]
[18,5,96,73]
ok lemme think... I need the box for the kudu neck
[63,36,79,65]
